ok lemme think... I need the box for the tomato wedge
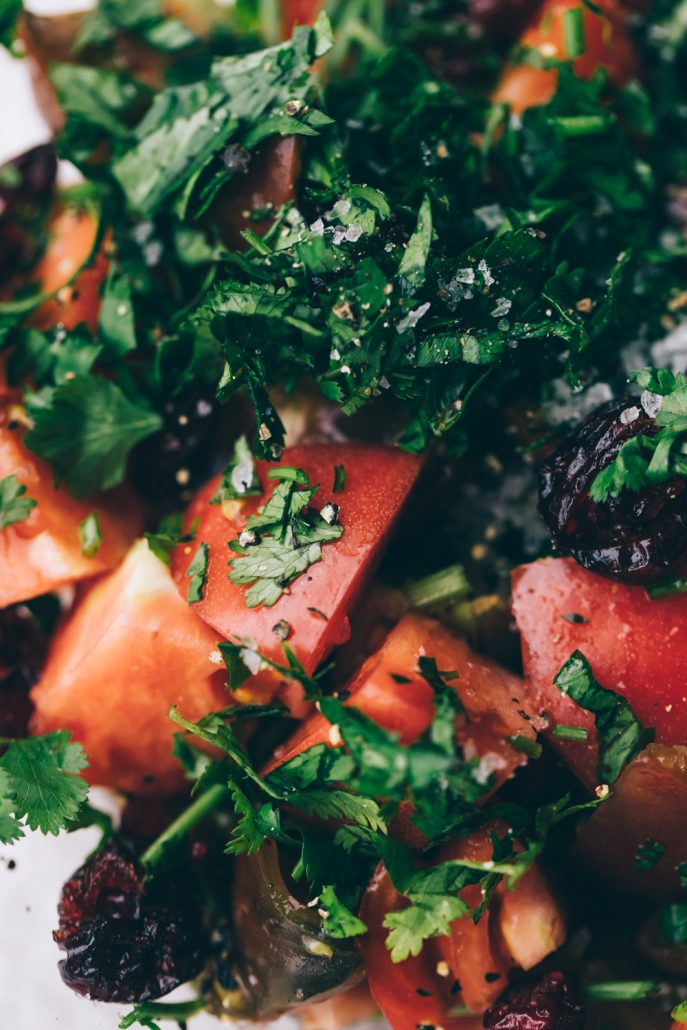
[171,444,422,715]
[574,743,687,898]
[493,0,638,114]
[267,612,540,843]
[30,206,108,334]
[359,827,565,1026]
[511,557,687,787]
[31,539,228,794]
[0,409,137,608]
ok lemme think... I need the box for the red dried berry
[0,606,47,738]
[55,837,205,1002]
[483,971,585,1030]
[539,398,687,584]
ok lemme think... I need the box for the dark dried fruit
[483,971,585,1030]
[0,606,47,738]
[0,144,57,286]
[55,836,205,1002]
[539,398,687,584]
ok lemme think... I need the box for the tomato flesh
[493,0,638,114]
[29,206,107,334]
[31,539,228,794]
[0,413,137,608]
[574,743,687,897]
[511,557,687,787]
[171,444,422,714]
[360,827,565,1025]
[267,612,539,847]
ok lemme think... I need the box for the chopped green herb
[23,376,162,499]
[552,724,589,741]
[319,885,367,939]
[228,470,343,608]
[144,512,198,566]
[333,465,346,493]
[554,651,653,784]
[405,564,471,610]
[79,512,102,557]
[0,475,37,531]
[660,903,687,944]
[0,732,90,843]
[583,981,662,1002]
[186,541,210,603]
[647,577,687,600]
[508,734,543,759]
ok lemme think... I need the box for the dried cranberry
[0,606,47,738]
[55,837,205,1002]
[539,398,687,584]
[483,971,585,1030]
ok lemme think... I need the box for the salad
[1,0,687,1026]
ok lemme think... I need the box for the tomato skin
[493,0,638,114]
[29,207,107,334]
[360,828,565,1025]
[267,613,539,847]
[0,416,138,608]
[359,864,468,1030]
[171,444,422,715]
[31,539,228,794]
[511,557,687,787]
[574,743,687,897]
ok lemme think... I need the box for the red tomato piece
[30,206,108,334]
[0,408,138,608]
[493,0,638,114]
[267,613,540,845]
[282,0,323,35]
[511,557,687,787]
[171,444,422,715]
[360,827,565,1025]
[574,743,687,898]
[31,539,228,794]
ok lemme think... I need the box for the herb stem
[582,980,663,1001]
[140,782,228,870]
[404,563,470,609]
[119,998,206,1028]
[553,115,612,136]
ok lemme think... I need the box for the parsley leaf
[226,778,266,856]
[554,650,653,784]
[0,475,37,530]
[0,732,89,841]
[24,375,162,498]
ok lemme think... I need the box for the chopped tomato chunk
[574,743,687,897]
[493,0,638,114]
[0,411,137,608]
[30,206,108,334]
[360,826,565,1025]
[31,539,228,794]
[511,557,687,787]
[171,444,422,715]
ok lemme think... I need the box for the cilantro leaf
[0,475,37,530]
[228,471,343,608]
[186,541,210,603]
[24,376,162,498]
[0,732,89,839]
[226,778,266,856]
[319,885,367,939]
[554,651,653,784]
